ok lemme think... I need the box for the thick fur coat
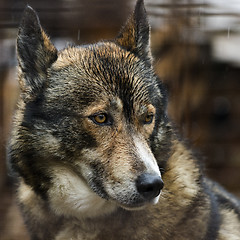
[8,0,240,239]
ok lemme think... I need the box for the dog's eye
[144,113,154,124]
[90,113,109,125]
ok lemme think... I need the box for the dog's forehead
[55,42,136,68]
[51,42,156,106]
[55,42,149,85]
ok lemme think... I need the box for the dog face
[10,0,170,218]
[47,43,164,210]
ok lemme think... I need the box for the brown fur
[8,1,240,239]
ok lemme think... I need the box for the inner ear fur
[115,0,152,62]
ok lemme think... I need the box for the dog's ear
[115,0,152,62]
[17,6,57,96]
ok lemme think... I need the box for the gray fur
[8,0,240,239]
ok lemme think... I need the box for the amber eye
[94,114,107,124]
[144,113,154,124]
[90,113,111,125]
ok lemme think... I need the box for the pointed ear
[115,0,152,62]
[17,6,57,95]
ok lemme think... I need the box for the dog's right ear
[17,6,57,97]
[115,0,152,63]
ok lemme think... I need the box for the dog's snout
[136,173,164,200]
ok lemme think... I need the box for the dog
[8,0,240,239]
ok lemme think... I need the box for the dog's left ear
[115,0,152,62]
[17,6,57,97]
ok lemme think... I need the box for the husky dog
[8,0,240,239]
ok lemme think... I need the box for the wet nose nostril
[136,173,164,200]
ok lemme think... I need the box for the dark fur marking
[19,201,64,240]
[89,161,109,199]
[203,184,221,240]
[216,190,240,219]
[10,149,51,200]
[205,180,240,220]
[17,6,42,73]
[150,115,172,170]
[87,47,156,123]
[23,93,98,154]
[18,6,57,95]
[21,93,45,128]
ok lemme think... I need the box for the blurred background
[1,0,240,239]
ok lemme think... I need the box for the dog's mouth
[119,194,161,211]
[105,173,164,210]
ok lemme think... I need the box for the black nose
[136,173,164,200]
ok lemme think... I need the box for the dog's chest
[55,212,165,240]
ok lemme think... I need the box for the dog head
[10,0,171,218]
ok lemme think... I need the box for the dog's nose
[136,173,164,200]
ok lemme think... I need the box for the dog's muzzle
[136,173,164,201]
